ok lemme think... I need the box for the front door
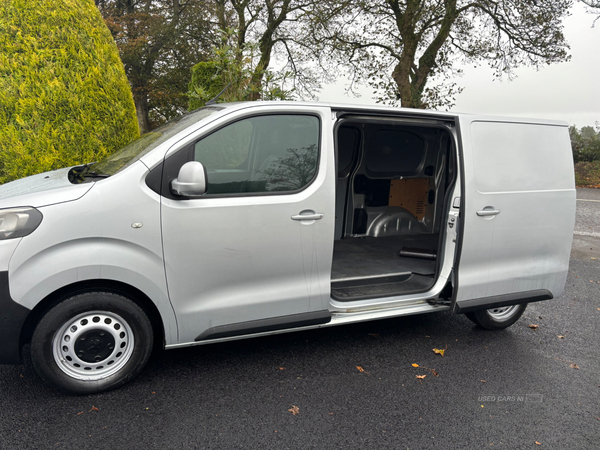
[161,107,336,343]
[455,117,576,311]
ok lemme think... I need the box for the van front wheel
[31,292,153,394]
[465,303,527,330]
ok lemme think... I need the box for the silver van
[0,102,576,394]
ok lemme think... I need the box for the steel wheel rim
[52,311,135,381]
[487,305,520,320]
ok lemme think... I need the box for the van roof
[212,100,568,127]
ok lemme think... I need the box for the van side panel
[456,119,575,306]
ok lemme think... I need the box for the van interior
[332,115,457,301]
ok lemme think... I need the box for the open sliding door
[454,116,576,313]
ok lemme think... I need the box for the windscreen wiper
[68,162,110,183]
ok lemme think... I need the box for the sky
[317,3,600,129]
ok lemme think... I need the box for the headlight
[0,207,43,240]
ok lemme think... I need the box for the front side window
[193,114,320,195]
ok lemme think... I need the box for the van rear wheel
[465,303,527,330]
[31,292,153,394]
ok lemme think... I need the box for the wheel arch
[20,279,165,353]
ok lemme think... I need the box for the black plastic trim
[145,161,163,195]
[195,310,331,341]
[449,119,466,313]
[0,271,30,364]
[455,289,553,314]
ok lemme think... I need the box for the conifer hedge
[0,0,139,183]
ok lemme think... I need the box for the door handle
[476,209,501,217]
[291,213,324,221]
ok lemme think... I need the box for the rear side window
[470,121,574,192]
[193,115,320,195]
[366,129,425,176]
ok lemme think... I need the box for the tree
[95,0,215,133]
[580,0,600,25]
[581,0,600,8]
[212,0,331,100]
[0,0,139,184]
[570,124,600,163]
[322,0,571,109]
[187,40,294,108]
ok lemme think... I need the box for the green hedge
[188,61,222,110]
[0,0,139,183]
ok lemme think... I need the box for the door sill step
[331,272,411,289]
[331,300,449,322]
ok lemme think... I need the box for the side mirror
[171,161,207,197]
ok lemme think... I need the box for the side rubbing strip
[456,289,553,314]
[195,310,331,341]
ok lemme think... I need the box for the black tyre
[31,292,153,394]
[465,303,528,330]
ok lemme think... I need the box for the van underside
[332,114,457,301]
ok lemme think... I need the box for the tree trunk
[134,94,150,135]
[388,0,458,109]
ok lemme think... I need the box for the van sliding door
[454,117,576,313]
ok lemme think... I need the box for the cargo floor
[331,235,439,300]
[331,235,438,280]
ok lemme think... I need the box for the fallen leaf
[278,367,285,370]
[535,442,541,445]
[77,412,83,416]
[555,357,580,369]
[89,406,99,412]
[433,343,448,357]
[481,380,486,383]
[529,324,539,330]
[557,335,565,339]
[412,363,419,368]
[416,375,426,379]
[431,370,439,377]
[288,405,299,415]
[356,366,369,374]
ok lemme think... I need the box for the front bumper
[0,271,30,364]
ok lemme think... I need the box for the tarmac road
[0,190,598,449]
